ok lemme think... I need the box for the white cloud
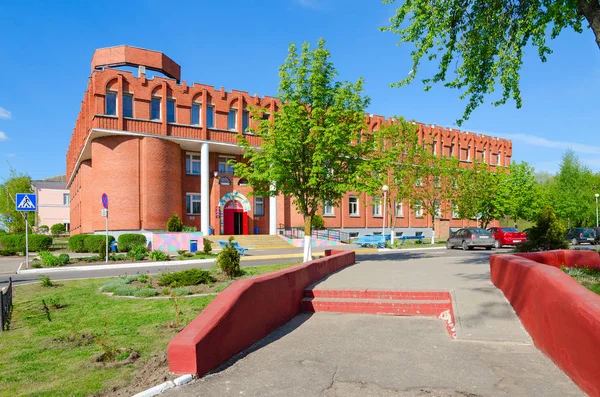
[295,0,321,9]
[0,107,11,120]
[0,131,9,141]
[503,133,600,156]
[6,153,15,157]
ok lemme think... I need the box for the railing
[1,277,13,332]
[277,227,352,244]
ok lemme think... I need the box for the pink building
[31,175,70,232]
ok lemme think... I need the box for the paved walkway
[167,249,583,396]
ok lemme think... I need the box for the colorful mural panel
[151,232,204,252]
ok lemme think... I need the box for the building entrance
[224,200,248,235]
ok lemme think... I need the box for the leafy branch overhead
[382,0,600,125]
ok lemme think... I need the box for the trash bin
[209,226,214,235]
[254,225,259,234]
[190,240,198,253]
[110,241,118,253]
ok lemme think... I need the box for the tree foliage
[499,162,540,223]
[0,167,34,234]
[382,0,600,125]
[235,39,370,260]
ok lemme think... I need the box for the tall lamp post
[382,185,389,239]
[595,193,599,228]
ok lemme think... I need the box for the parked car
[446,228,495,250]
[487,227,527,248]
[594,227,600,245]
[565,228,597,245]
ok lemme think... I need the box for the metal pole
[596,195,599,228]
[105,210,109,264]
[382,191,387,237]
[25,215,29,269]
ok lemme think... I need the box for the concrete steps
[205,235,292,249]
[301,289,457,338]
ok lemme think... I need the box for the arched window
[238,178,248,186]
[219,176,231,186]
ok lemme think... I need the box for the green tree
[381,0,600,125]
[500,162,540,223]
[455,161,508,228]
[551,150,594,226]
[412,151,460,243]
[235,39,370,262]
[0,168,34,234]
[356,117,422,244]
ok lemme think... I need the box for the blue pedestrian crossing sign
[16,193,37,211]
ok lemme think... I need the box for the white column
[200,143,210,235]
[269,184,277,235]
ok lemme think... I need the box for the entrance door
[224,200,248,235]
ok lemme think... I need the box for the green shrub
[158,268,215,287]
[68,235,87,253]
[0,234,52,253]
[40,275,54,288]
[57,254,70,265]
[101,279,127,292]
[38,225,49,234]
[117,234,147,252]
[50,223,66,236]
[149,250,169,261]
[516,206,569,252]
[0,249,16,256]
[39,251,61,267]
[32,262,42,269]
[166,214,184,232]
[113,285,138,296]
[109,254,127,261]
[84,235,115,254]
[312,214,325,230]
[29,234,53,252]
[127,245,148,261]
[138,274,149,284]
[171,287,190,296]
[177,249,187,256]
[217,237,241,278]
[203,239,212,254]
[182,225,197,232]
[133,288,158,298]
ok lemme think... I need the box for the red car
[487,227,527,248]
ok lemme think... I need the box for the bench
[216,240,249,256]
[398,235,425,244]
[356,235,386,248]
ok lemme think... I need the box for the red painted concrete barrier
[490,250,600,396]
[167,250,355,376]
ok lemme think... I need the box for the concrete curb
[377,246,448,253]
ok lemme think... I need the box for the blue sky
[0,0,598,180]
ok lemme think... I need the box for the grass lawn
[562,266,600,295]
[0,262,298,396]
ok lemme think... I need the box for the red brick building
[66,46,512,237]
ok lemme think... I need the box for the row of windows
[185,194,264,216]
[185,154,236,177]
[433,140,505,165]
[325,197,461,219]
[106,91,253,131]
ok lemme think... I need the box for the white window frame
[433,140,437,155]
[218,156,235,174]
[434,200,442,218]
[451,201,460,219]
[255,196,264,216]
[349,196,359,217]
[206,104,215,128]
[395,200,403,217]
[415,177,423,187]
[186,152,201,175]
[228,108,238,131]
[63,193,70,206]
[242,109,250,132]
[434,176,441,188]
[467,145,471,161]
[414,200,423,218]
[105,90,118,116]
[151,96,161,120]
[372,196,382,217]
[167,98,176,123]
[323,202,334,216]
[122,92,134,118]
[191,102,202,126]
[186,193,201,215]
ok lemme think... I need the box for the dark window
[151,97,161,120]
[242,110,250,132]
[206,105,214,127]
[219,176,231,185]
[167,99,176,123]
[238,178,248,186]
[106,91,117,116]
[228,109,237,130]
[191,103,201,125]
[123,94,133,118]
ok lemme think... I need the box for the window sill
[349,215,361,218]
[186,172,201,176]
[186,213,201,216]
[372,215,383,218]
[323,214,335,217]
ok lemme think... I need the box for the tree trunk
[303,214,313,262]
[431,214,435,244]
[579,0,600,49]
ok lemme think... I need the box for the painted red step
[304,289,451,301]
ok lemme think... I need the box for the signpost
[102,193,109,264]
[16,193,37,269]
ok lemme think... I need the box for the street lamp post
[382,185,389,241]
[595,193,599,228]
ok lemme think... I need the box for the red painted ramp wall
[168,250,355,376]
[490,250,600,396]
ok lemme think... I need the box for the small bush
[0,249,16,256]
[217,237,241,278]
[0,234,52,252]
[138,274,149,284]
[117,234,147,252]
[113,285,138,296]
[101,279,127,293]
[127,245,148,261]
[40,275,54,288]
[171,287,190,296]
[98,239,107,260]
[182,225,197,232]
[167,214,184,232]
[158,268,215,287]
[149,250,169,261]
[177,250,187,256]
[39,251,61,267]
[68,235,87,253]
[29,234,53,252]
[312,214,325,230]
[38,225,49,234]
[133,288,158,298]
[516,206,569,252]
[84,235,115,254]
[57,253,70,265]
[109,254,127,261]
[123,275,138,284]
[50,223,66,237]
[203,239,212,254]
[32,262,42,268]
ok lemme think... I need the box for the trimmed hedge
[117,234,147,252]
[0,234,52,253]
[68,234,115,253]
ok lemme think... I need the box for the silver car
[446,228,495,250]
